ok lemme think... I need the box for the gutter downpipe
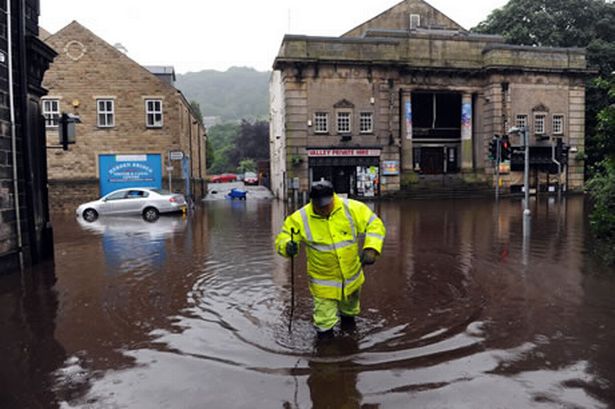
[7,0,24,271]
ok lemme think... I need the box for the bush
[400,172,419,189]
[587,158,615,239]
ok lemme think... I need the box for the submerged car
[76,187,187,222]
[243,171,258,185]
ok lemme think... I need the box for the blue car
[227,188,247,200]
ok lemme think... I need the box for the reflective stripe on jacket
[275,194,386,300]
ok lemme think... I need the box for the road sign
[169,151,184,161]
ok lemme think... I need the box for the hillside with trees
[176,66,270,122]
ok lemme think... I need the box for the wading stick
[288,227,298,332]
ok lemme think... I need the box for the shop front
[307,148,381,197]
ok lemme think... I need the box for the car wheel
[143,207,159,222]
[82,208,98,222]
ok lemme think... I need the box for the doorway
[420,147,444,174]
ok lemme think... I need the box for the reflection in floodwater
[77,216,188,274]
[1,197,615,408]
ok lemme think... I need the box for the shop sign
[307,148,381,157]
[98,153,162,195]
[382,160,400,175]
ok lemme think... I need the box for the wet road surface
[1,196,615,408]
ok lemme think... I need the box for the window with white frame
[359,112,373,133]
[534,114,546,135]
[552,114,564,135]
[336,111,351,134]
[42,98,60,127]
[145,99,163,128]
[515,114,528,130]
[97,99,115,127]
[314,112,328,133]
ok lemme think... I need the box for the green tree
[189,100,204,124]
[473,0,605,48]
[473,0,615,172]
[237,159,256,173]
[227,120,270,167]
[205,120,270,174]
[206,122,240,173]
[586,76,615,245]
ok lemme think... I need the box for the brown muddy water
[1,196,615,409]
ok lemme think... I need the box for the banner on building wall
[461,102,472,140]
[382,160,400,175]
[307,148,381,157]
[98,153,162,195]
[405,100,413,140]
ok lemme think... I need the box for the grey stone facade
[270,0,589,200]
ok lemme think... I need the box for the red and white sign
[307,148,381,157]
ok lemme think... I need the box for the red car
[210,173,237,183]
[243,172,258,185]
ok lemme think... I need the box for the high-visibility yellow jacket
[275,194,386,300]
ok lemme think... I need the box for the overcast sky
[40,0,508,74]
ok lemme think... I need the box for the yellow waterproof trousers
[313,290,361,331]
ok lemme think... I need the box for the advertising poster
[382,160,400,175]
[405,100,413,140]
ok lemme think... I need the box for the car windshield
[150,189,171,195]
[245,172,256,178]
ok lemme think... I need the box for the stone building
[0,0,57,273]
[42,22,207,212]
[270,0,589,200]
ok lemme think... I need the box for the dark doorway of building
[421,147,444,174]
[332,166,353,194]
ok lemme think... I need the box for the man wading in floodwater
[275,180,386,338]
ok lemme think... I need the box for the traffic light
[500,134,511,161]
[489,135,499,161]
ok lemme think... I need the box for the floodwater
[1,196,615,409]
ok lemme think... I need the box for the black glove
[360,248,378,265]
[286,241,298,257]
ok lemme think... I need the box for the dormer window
[410,14,421,30]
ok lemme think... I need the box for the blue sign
[98,154,162,195]
[405,100,412,139]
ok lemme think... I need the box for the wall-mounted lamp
[370,97,375,105]
[307,120,312,127]
[72,99,80,108]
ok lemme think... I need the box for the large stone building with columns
[269,0,589,199]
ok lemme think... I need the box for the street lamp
[508,126,531,217]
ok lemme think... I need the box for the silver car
[76,188,187,222]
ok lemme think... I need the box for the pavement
[203,181,274,201]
